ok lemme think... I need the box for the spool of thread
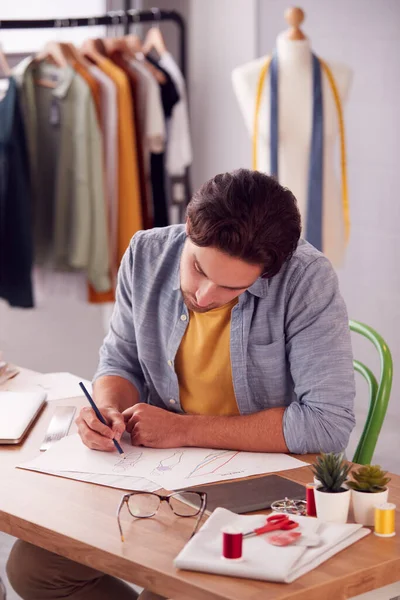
[306,483,318,517]
[221,527,243,560]
[374,503,396,538]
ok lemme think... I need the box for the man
[7,169,355,599]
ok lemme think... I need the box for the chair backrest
[350,320,393,465]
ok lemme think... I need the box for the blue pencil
[79,382,125,455]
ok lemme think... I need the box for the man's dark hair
[186,169,301,278]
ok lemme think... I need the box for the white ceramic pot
[351,488,389,526]
[314,488,351,523]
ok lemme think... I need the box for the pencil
[79,382,125,456]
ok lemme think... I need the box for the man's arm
[180,407,288,452]
[93,239,145,405]
[93,375,140,412]
[282,256,356,454]
[124,404,288,452]
[77,240,144,450]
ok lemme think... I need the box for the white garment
[175,507,370,584]
[89,65,118,277]
[129,59,165,156]
[159,51,192,176]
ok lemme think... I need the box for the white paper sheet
[0,369,91,401]
[34,470,160,492]
[19,433,308,490]
[174,508,371,583]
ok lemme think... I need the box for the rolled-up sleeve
[283,256,356,454]
[93,239,146,400]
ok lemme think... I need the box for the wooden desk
[0,396,399,600]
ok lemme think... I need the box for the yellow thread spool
[374,503,396,537]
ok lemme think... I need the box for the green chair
[349,320,393,465]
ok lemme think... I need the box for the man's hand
[76,406,126,451]
[123,404,185,448]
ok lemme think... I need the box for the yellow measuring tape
[252,57,350,244]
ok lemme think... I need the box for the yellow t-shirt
[175,298,239,416]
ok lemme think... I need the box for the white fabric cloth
[129,59,165,156]
[159,51,192,176]
[174,508,370,584]
[89,65,118,276]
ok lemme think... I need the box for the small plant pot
[351,488,389,526]
[314,488,351,523]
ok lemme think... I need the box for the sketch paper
[19,433,307,490]
[0,369,91,401]
[33,470,160,492]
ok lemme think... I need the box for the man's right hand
[75,406,126,451]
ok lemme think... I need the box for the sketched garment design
[186,450,240,479]
[151,451,184,476]
[113,450,143,473]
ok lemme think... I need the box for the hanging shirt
[13,58,110,293]
[0,77,33,308]
[175,298,239,416]
[70,61,115,303]
[88,64,119,304]
[129,59,165,157]
[108,51,151,230]
[144,56,180,228]
[94,57,143,264]
[159,51,192,177]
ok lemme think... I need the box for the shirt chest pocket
[247,337,290,407]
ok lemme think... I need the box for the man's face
[180,238,263,313]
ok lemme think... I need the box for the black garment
[146,55,180,228]
[146,56,180,118]
[0,77,34,308]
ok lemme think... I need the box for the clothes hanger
[284,7,307,41]
[119,34,165,84]
[34,41,71,88]
[62,42,92,69]
[81,38,108,64]
[142,26,167,57]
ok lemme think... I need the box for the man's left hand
[123,403,186,448]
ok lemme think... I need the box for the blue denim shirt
[94,225,355,454]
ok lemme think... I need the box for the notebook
[0,391,46,444]
[178,474,306,514]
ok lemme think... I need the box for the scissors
[243,513,299,538]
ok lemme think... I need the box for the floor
[0,534,17,600]
[0,532,142,599]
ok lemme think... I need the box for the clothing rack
[0,7,191,219]
[0,9,186,79]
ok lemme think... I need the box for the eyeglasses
[117,490,207,542]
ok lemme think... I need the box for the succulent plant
[347,465,391,493]
[310,452,351,493]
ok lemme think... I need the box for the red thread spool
[221,527,243,560]
[306,483,317,517]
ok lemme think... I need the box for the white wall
[0,1,107,380]
[256,0,400,472]
[188,0,257,190]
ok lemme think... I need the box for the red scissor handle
[251,515,299,537]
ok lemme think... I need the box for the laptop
[0,391,46,444]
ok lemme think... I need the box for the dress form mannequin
[232,8,353,266]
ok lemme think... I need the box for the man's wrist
[176,413,194,447]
